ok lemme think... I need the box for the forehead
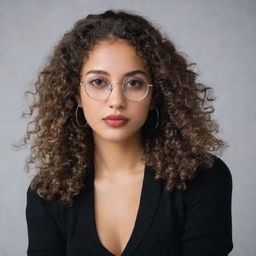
[80,39,150,76]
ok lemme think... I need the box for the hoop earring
[75,105,88,128]
[152,107,159,130]
[144,107,159,131]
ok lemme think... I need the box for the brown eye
[126,79,144,87]
[89,79,108,87]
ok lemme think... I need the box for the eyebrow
[85,69,147,77]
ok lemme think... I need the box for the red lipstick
[103,114,129,127]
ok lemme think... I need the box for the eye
[89,78,108,87]
[127,79,144,87]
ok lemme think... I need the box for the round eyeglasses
[80,76,153,101]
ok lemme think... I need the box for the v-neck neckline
[77,164,162,256]
[91,164,147,256]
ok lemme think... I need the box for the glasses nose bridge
[106,82,126,103]
[109,81,123,89]
[108,81,125,94]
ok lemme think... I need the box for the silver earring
[145,107,159,131]
[152,107,159,130]
[75,105,88,128]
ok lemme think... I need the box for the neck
[93,131,145,179]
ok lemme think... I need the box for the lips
[103,114,129,121]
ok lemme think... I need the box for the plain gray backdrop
[1,0,255,255]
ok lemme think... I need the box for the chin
[93,128,140,143]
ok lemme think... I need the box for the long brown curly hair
[15,9,228,206]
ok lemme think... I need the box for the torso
[93,170,145,256]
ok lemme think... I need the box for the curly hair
[15,9,228,206]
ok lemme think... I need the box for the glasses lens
[122,76,148,101]
[85,78,110,100]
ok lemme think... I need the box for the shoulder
[183,155,233,203]
[187,156,232,192]
[26,183,69,235]
[26,183,53,205]
[26,184,44,204]
[26,184,54,213]
[26,183,66,220]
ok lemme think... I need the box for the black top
[26,156,233,256]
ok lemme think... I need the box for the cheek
[82,102,102,120]
[80,93,103,124]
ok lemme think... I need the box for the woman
[21,9,233,256]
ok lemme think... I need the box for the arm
[181,157,233,256]
[26,185,66,256]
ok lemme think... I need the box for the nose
[107,83,126,108]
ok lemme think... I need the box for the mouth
[103,119,129,127]
[103,114,129,121]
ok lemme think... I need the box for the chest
[65,167,182,255]
[93,177,144,256]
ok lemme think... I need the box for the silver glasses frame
[80,76,153,102]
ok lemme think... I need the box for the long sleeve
[26,186,66,256]
[181,157,233,256]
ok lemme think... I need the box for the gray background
[1,0,255,255]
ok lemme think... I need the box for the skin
[77,39,155,254]
[77,38,154,182]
